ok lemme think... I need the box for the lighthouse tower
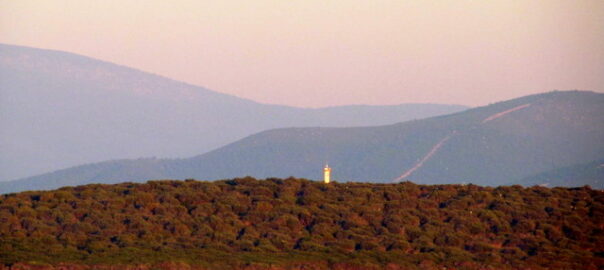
[323,164,331,183]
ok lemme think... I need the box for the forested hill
[1,178,602,269]
[5,90,602,193]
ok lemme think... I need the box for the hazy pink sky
[1,0,603,107]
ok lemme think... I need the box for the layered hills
[3,90,602,193]
[1,178,602,269]
[0,44,465,180]
[176,90,602,187]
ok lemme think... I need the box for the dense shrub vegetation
[0,178,602,269]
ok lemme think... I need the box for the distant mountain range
[0,44,466,180]
[2,90,602,193]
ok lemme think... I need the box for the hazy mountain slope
[167,91,604,187]
[3,91,601,193]
[515,159,604,188]
[0,43,466,180]
[0,159,173,193]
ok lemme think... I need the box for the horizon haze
[1,0,603,107]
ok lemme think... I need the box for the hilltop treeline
[0,178,603,269]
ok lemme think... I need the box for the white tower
[323,164,331,183]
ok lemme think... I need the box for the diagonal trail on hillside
[393,132,455,182]
[482,104,531,123]
[393,103,532,182]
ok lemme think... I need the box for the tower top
[323,164,331,183]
